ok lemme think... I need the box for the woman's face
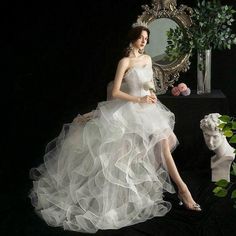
[203,129,224,150]
[133,30,148,51]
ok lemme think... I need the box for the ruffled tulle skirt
[29,99,178,233]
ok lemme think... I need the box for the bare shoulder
[118,57,130,68]
[116,57,131,72]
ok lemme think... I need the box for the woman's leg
[162,139,201,211]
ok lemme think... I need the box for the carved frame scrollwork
[137,0,193,94]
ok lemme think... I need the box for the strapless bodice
[124,63,153,97]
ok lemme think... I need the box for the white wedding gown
[29,63,179,233]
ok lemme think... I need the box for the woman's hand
[139,94,157,104]
[150,91,158,103]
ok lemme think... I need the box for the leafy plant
[213,115,236,208]
[165,0,236,60]
[213,165,236,208]
[218,115,236,146]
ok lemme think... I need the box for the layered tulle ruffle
[29,99,178,233]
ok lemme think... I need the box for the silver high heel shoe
[178,194,202,211]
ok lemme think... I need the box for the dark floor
[4,101,236,236]
[1,165,236,236]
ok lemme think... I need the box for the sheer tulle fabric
[29,64,178,233]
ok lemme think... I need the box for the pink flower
[181,87,191,96]
[171,86,180,96]
[177,83,188,92]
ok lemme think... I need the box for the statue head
[200,113,225,151]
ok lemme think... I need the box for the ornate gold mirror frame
[137,0,193,94]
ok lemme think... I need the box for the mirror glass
[145,18,179,65]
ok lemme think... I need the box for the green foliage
[219,115,231,123]
[218,115,236,149]
[213,177,236,204]
[165,27,192,61]
[215,179,230,188]
[213,179,230,197]
[231,162,236,176]
[165,0,236,60]
[232,189,236,199]
[213,186,228,197]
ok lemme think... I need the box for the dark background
[3,0,236,235]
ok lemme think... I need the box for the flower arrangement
[165,0,236,61]
[171,83,191,96]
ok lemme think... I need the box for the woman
[29,23,201,234]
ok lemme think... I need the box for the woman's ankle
[177,183,188,193]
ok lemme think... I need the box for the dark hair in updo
[122,26,150,57]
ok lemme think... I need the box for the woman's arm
[112,58,141,103]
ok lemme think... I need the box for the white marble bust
[200,113,235,182]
